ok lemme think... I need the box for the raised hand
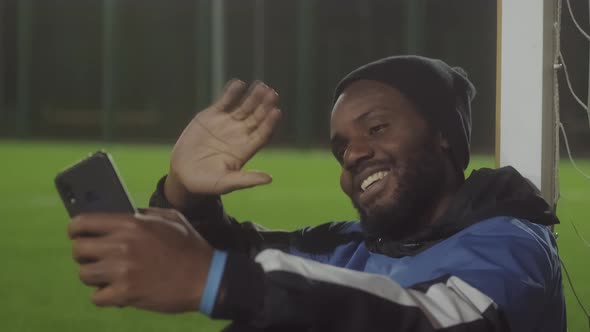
[165,80,282,208]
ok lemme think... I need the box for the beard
[353,144,447,240]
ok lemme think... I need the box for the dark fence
[0,0,588,153]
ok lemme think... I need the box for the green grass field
[0,140,588,331]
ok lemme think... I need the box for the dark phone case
[55,151,136,217]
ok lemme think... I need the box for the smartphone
[55,151,136,217]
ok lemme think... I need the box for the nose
[343,138,374,171]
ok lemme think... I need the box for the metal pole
[16,0,32,137]
[540,0,557,208]
[211,0,226,94]
[405,0,425,54]
[499,0,557,204]
[196,0,211,109]
[295,0,314,146]
[253,0,265,81]
[102,0,116,141]
[495,0,502,168]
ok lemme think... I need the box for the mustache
[350,158,399,176]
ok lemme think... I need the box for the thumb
[217,171,273,194]
[92,284,126,308]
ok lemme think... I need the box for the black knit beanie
[333,55,476,173]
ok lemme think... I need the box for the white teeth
[360,171,389,192]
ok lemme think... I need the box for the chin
[354,192,407,236]
[354,180,410,237]
[361,197,397,223]
[357,203,414,238]
[354,165,445,239]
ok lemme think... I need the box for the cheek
[339,170,353,197]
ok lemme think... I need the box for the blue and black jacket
[150,166,565,332]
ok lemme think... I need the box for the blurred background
[1,1,589,331]
[1,0,588,151]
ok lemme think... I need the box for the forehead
[330,80,422,136]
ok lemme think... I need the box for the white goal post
[496,0,558,208]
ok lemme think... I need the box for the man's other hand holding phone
[69,208,213,313]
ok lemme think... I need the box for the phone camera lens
[61,184,76,205]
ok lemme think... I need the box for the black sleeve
[148,176,300,257]
[212,250,511,332]
[149,176,364,257]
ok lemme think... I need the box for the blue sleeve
[439,219,565,332]
[199,250,228,316]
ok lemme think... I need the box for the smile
[360,171,389,192]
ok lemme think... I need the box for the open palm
[169,80,282,197]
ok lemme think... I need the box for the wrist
[164,171,190,209]
[207,252,266,321]
[198,250,228,315]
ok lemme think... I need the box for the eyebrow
[330,106,393,144]
[353,107,390,122]
[330,107,390,143]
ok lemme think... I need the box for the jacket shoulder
[290,221,364,255]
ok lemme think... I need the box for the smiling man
[332,78,458,240]
[68,56,565,332]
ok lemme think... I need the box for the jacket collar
[365,166,558,258]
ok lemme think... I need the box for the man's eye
[369,124,388,135]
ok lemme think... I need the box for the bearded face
[330,80,448,239]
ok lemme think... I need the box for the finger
[72,237,126,264]
[68,213,138,239]
[246,89,279,132]
[211,79,247,112]
[251,108,282,146]
[79,261,114,287]
[216,171,273,194]
[92,284,128,308]
[231,82,269,121]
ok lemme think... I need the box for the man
[68,56,565,331]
